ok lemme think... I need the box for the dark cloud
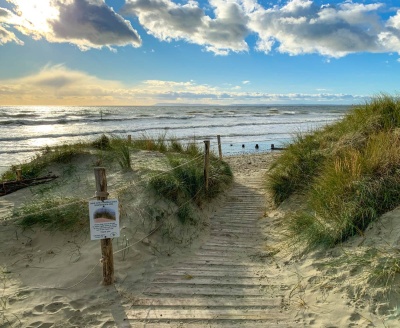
[50,0,141,49]
[0,7,11,18]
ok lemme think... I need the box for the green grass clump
[110,136,133,170]
[14,197,89,232]
[92,134,111,150]
[267,132,325,204]
[1,143,86,181]
[149,154,233,224]
[267,95,400,248]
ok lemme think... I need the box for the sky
[1,0,400,106]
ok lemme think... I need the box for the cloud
[0,65,126,105]
[0,25,23,45]
[0,7,23,45]
[0,64,368,105]
[2,0,400,57]
[249,0,385,57]
[1,0,141,50]
[122,0,250,55]
[122,0,400,57]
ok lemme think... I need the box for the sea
[0,105,350,174]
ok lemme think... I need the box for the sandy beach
[1,151,399,327]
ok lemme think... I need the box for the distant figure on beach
[242,144,245,148]
[255,144,259,150]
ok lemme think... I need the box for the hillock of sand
[0,152,399,327]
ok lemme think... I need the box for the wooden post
[127,135,132,143]
[16,168,22,181]
[94,167,114,285]
[271,144,275,150]
[217,135,223,160]
[204,140,210,192]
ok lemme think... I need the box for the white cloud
[1,0,141,50]
[0,64,368,105]
[249,0,385,57]
[2,0,400,57]
[122,0,250,55]
[0,25,23,45]
[122,0,400,57]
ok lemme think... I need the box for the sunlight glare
[13,0,59,33]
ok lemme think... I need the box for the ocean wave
[0,118,337,142]
[0,110,344,127]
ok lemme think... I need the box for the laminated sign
[89,199,120,240]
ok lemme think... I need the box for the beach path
[126,155,298,327]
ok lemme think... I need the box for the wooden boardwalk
[126,172,297,327]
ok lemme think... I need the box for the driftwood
[0,175,58,196]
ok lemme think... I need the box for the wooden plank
[127,308,287,320]
[156,270,270,278]
[177,259,266,267]
[152,277,276,286]
[0,175,58,196]
[132,322,294,328]
[143,285,278,297]
[174,260,267,272]
[201,243,257,248]
[131,297,282,307]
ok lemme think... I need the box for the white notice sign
[89,199,120,240]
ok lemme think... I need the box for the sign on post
[89,199,120,240]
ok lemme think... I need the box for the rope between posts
[111,153,204,196]
[112,185,203,256]
[4,154,204,222]
[29,185,204,290]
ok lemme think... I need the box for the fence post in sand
[94,167,114,285]
[217,135,223,160]
[127,135,132,143]
[204,140,210,192]
[16,168,22,181]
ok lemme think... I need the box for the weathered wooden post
[94,167,114,285]
[271,144,275,150]
[127,135,132,143]
[217,135,223,160]
[16,168,22,181]
[204,140,210,192]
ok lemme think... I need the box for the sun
[12,0,59,33]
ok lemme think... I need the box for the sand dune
[0,152,399,327]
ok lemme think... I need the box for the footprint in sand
[32,304,44,314]
[44,301,64,313]
[70,298,86,310]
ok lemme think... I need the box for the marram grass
[267,95,400,248]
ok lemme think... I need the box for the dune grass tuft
[1,143,86,181]
[267,95,400,248]
[149,153,233,224]
[14,197,89,232]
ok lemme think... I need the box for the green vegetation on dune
[267,95,400,248]
[4,134,231,231]
[1,143,86,181]
[149,153,233,224]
